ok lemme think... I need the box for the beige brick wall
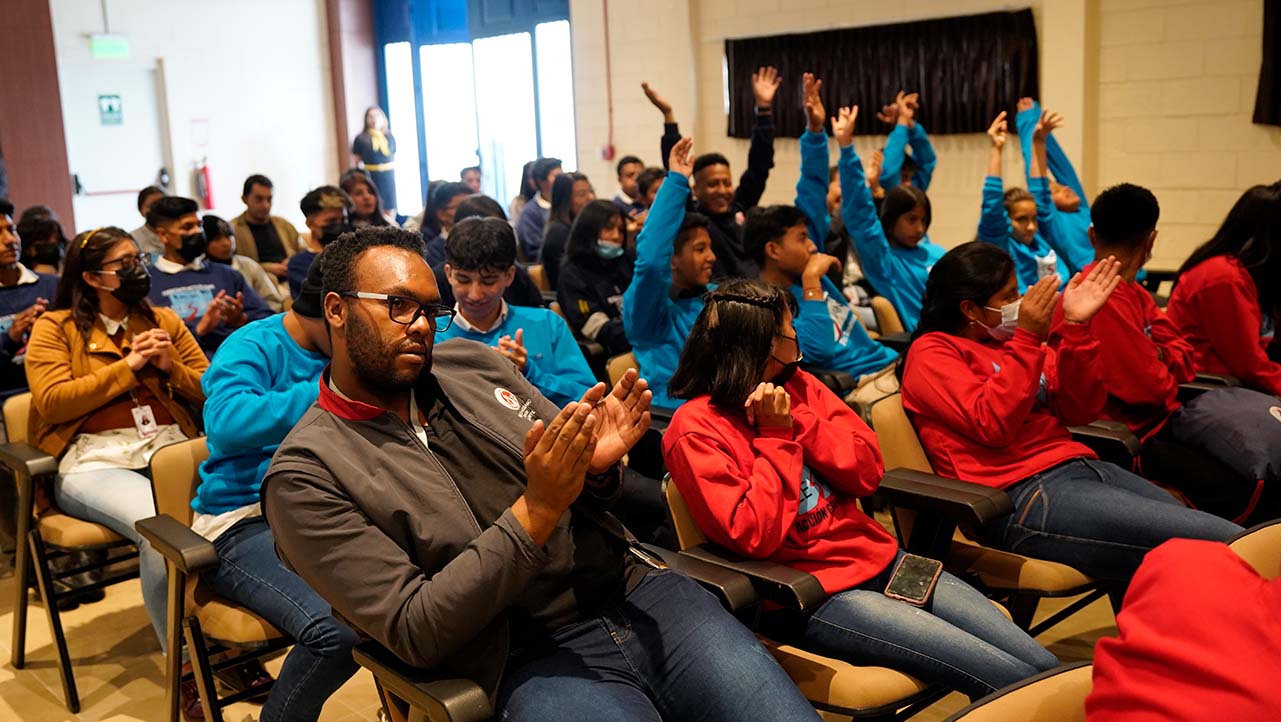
[1095,0,1281,269]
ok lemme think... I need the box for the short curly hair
[321,225,427,297]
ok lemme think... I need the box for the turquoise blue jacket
[622,171,706,410]
[436,304,596,408]
[838,144,944,332]
[195,315,328,515]
[795,129,834,245]
[792,276,898,377]
[978,175,1070,292]
[880,122,938,191]
[1016,101,1094,275]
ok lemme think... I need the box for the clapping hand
[497,328,528,372]
[1061,257,1122,324]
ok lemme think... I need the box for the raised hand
[668,136,695,177]
[897,91,920,126]
[802,73,826,132]
[582,367,652,472]
[1061,257,1122,324]
[987,111,1009,149]
[1017,97,1035,113]
[866,149,885,191]
[830,105,858,148]
[752,66,782,109]
[1016,275,1060,337]
[876,102,900,126]
[1034,109,1064,141]
[519,400,600,544]
[497,328,528,372]
[744,382,792,429]
[641,82,674,122]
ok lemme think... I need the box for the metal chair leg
[184,616,224,722]
[30,531,80,713]
[163,562,185,722]
[9,471,33,669]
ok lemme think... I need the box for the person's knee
[296,615,360,657]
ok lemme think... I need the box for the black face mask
[770,356,802,386]
[177,231,208,263]
[108,264,152,306]
[320,222,354,247]
[29,242,64,268]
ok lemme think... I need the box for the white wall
[50,0,337,229]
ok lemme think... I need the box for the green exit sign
[90,34,130,59]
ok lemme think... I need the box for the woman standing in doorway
[351,106,397,217]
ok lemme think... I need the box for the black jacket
[557,251,634,357]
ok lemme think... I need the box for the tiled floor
[0,569,1114,722]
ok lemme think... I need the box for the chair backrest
[148,437,210,526]
[606,352,638,387]
[869,393,932,474]
[662,477,708,551]
[870,296,905,335]
[3,392,31,444]
[549,301,565,319]
[1229,520,1281,579]
[527,264,550,292]
[943,662,1091,722]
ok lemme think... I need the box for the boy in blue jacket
[1016,98,1094,275]
[192,252,359,722]
[977,110,1071,292]
[622,138,717,410]
[877,90,938,191]
[145,196,272,356]
[435,216,595,407]
[746,204,900,414]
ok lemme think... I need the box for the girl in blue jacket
[1015,98,1094,275]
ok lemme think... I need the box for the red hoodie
[900,323,1105,489]
[663,370,898,595]
[1050,264,1196,438]
[1166,255,1281,396]
[1086,539,1281,722]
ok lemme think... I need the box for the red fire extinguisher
[194,157,214,210]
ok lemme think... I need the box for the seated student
[145,197,271,355]
[1049,184,1270,522]
[899,242,1243,582]
[131,186,166,256]
[1086,539,1281,722]
[420,181,471,266]
[16,208,68,275]
[539,172,594,288]
[747,205,899,413]
[507,161,537,226]
[875,90,938,191]
[834,105,945,332]
[977,110,1070,292]
[622,138,716,410]
[431,195,544,309]
[193,253,357,722]
[636,166,666,210]
[794,74,875,327]
[202,215,285,313]
[558,200,633,357]
[644,70,779,280]
[611,155,646,218]
[515,158,563,260]
[1166,184,1281,397]
[340,169,392,229]
[25,226,208,655]
[460,165,482,194]
[0,199,58,396]
[435,218,595,407]
[664,279,1058,700]
[1016,98,1094,275]
[288,185,353,299]
[261,227,820,722]
[231,175,302,282]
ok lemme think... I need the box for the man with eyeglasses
[261,225,821,722]
[435,216,596,407]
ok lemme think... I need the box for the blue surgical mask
[980,299,1021,342]
[596,241,624,260]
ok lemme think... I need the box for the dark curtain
[726,9,1039,138]
[1254,0,1280,126]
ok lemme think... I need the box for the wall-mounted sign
[98,94,122,125]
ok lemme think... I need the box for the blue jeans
[988,458,1244,582]
[203,518,359,722]
[54,468,168,649]
[496,569,820,722]
[799,551,1059,700]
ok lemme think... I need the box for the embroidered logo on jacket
[495,388,521,410]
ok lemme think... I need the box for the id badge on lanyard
[129,391,159,438]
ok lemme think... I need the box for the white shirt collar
[535,193,552,210]
[98,314,129,336]
[453,299,508,333]
[1,263,40,287]
[154,255,205,274]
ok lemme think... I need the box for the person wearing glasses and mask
[24,226,208,662]
[435,217,596,407]
[145,196,271,356]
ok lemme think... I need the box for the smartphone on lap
[884,553,944,606]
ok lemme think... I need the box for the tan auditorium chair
[941,662,1092,722]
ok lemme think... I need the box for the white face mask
[979,299,1021,341]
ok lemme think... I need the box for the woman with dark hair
[899,242,1241,583]
[663,278,1057,700]
[508,160,538,222]
[420,182,473,266]
[557,199,632,356]
[24,226,208,655]
[1166,183,1281,396]
[539,172,594,287]
[16,213,68,275]
[351,106,397,215]
[339,169,392,229]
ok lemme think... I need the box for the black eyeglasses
[340,292,456,332]
[98,253,149,272]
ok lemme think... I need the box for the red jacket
[1166,255,1281,396]
[1051,265,1196,437]
[1086,539,1281,722]
[663,370,899,595]
[901,324,1104,489]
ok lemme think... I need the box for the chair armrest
[1069,423,1141,466]
[679,543,827,612]
[877,331,912,353]
[0,442,58,480]
[577,339,606,360]
[353,643,492,722]
[135,514,219,575]
[639,543,757,612]
[1194,373,1239,386]
[540,290,558,304]
[649,406,675,434]
[802,365,858,399]
[1177,382,1220,403]
[878,468,1014,530]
